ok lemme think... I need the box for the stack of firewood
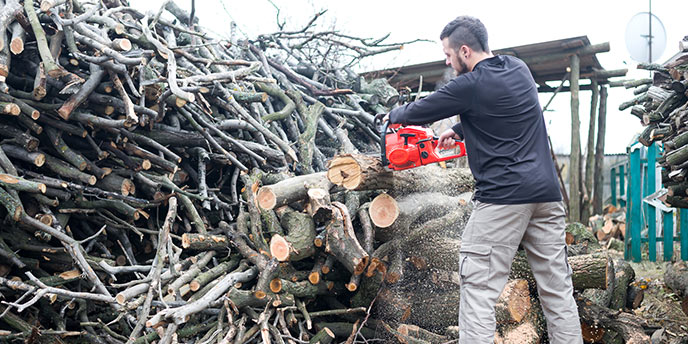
[588,205,626,250]
[0,0,434,342]
[621,36,688,208]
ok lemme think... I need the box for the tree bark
[328,154,474,195]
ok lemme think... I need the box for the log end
[345,282,358,292]
[57,106,71,121]
[253,290,267,300]
[122,179,135,196]
[189,280,201,292]
[369,193,399,228]
[181,233,191,249]
[581,322,605,343]
[270,234,291,262]
[269,278,282,293]
[256,187,276,211]
[115,293,126,305]
[2,103,20,116]
[565,232,575,245]
[10,38,24,55]
[308,271,320,285]
[353,256,369,276]
[506,279,531,323]
[87,175,97,186]
[141,159,152,170]
[326,156,362,190]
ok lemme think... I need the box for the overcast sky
[138,0,688,154]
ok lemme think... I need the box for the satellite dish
[625,12,666,63]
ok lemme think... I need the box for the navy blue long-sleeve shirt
[388,55,561,204]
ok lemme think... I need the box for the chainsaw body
[380,121,466,171]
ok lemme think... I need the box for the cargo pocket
[459,243,491,289]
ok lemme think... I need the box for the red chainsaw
[378,119,467,171]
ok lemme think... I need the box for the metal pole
[649,0,653,63]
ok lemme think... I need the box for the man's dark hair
[440,16,489,53]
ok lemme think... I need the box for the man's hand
[374,113,390,124]
[438,128,462,149]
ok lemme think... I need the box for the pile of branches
[0,0,432,343]
[621,36,688,208]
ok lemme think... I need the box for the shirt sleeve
[388,75,473,125]
[451,122,464,140]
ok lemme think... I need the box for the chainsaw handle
[380,120,389,166]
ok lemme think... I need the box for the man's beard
[454,57,469,76]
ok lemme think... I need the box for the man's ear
[460,45,470,59]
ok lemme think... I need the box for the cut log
[495,279,532,324]
[305,187,333,223]
[369,192,471,242]
[327,153,474,195]
[269,206,316,262]
[510,251,611,290]
[609,259,636,311]
[256,172,332,210]
[181,233,229,251]
[577,295,651,344]
[665,261,688,316]
[494,298,546,344]
[324,202,369,275]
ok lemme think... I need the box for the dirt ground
[621,249,688,343]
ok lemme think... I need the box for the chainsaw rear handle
[380,119,389,166]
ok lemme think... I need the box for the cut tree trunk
[256,172,333,210]
[368,192,471,242]
[510,251,611,290]
[269,206,316,262]
[324,202,369,275]
[327,153,474,195]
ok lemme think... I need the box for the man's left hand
[374,113,390,124]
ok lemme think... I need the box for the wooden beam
[583,79,599,222]
[521,42,610,65]
[569,54,581,223]
[592,68,628,80]
[593,86,608,215]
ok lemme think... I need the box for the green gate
[611,141,688,262]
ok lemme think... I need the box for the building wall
[555,154,627,206]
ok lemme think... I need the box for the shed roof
[363,36,621,92]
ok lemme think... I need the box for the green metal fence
[611,141,688,262]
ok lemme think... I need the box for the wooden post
[593,85,607,214]
[610,168,617,207]
[648,143,657,262]
[583,79,599,222]
[569,54,581,223]
[664,210,674,261]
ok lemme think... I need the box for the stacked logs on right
[619,35,688,333]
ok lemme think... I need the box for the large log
[368,192,471,242]
[256,172,333,210]
[269,206,316,262]
[665,261,688,316]
[327,153,474,195]
[510,251,611,290]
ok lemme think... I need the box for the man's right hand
[438,128,462,149]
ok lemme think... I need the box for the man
[382,16,583,344]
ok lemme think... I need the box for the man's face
[442,38,469,76]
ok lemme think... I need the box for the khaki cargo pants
[458,201,583,344]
